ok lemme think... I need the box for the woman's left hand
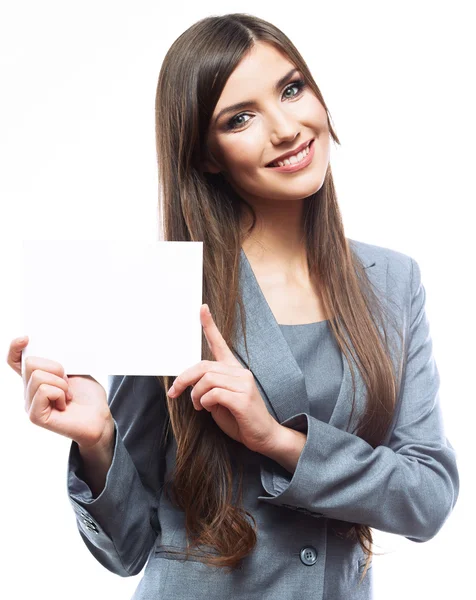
[166,304,280,455]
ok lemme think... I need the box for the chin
[268,172,326,198]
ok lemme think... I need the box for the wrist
[260,424,307,474]
[76,417,115,499]
[78,416,115,456]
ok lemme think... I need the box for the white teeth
[271,142,311,168]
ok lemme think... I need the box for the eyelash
[225,78,307,131]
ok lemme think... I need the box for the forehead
[215,43,295,104]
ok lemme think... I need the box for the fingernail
[167,385,176,397]
[204,304,211,316]
[18,337,27,344]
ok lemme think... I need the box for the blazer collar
[231,240,387,432]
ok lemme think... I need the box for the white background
[1,1,473,598]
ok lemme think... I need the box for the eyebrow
[214,68,299,124]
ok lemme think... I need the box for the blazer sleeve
[257,256,460,542]
[66,375,168,576]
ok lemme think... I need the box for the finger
[29,382,68,424]
[25,370,71,413]
[25,356,70,389]
[200,304,240,366]
[23,356,66,388]
[168,359,212,397]
[168,360,240,397]
[6,336,29,375]
[190,371,245,410]
[200,387,243,415]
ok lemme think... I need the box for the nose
[268,107,301,146]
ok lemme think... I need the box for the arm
[67,375,169,576]
[257,257,460,542]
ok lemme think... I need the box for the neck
[240,201,310,283]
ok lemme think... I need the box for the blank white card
[22,240,203,378]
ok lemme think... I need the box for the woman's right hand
[6,336,114,450]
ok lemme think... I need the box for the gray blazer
[67,238,460,600]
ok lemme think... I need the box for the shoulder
[348,238,424,313]
[348,237,416,280]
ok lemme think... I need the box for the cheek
[222,138,263,170]
[307,98,329,130]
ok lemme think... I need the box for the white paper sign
[22,240,203,378]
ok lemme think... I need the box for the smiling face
[203,41,331,206]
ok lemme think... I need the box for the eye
[225,78,307,131]
[227,113,251,130]
[282,79,306,99]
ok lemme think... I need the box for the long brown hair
[154,13,403,582]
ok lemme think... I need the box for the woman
[9,13,459,600]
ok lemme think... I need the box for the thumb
[7,336,29,377]
[11,335,29,358]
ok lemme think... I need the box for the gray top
[278,320,343,424]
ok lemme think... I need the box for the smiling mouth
[265,139,314,168]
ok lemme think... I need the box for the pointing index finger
[201,304,228,357]
[201,304,240,366]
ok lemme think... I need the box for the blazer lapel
[231,241,387,432]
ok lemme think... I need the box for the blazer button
[84,522,99,534]
[300,546,318,566]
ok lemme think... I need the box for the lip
[265,139,315,173]
[265,138,314,167]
